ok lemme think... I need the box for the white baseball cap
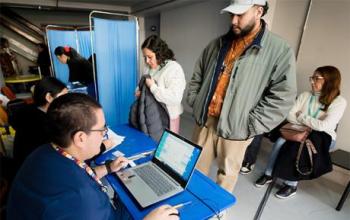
[221,0,267,15]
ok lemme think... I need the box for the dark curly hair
[141,35,175,67]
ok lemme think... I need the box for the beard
[232,20,256,38]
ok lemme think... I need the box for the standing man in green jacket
[187,0,297,192]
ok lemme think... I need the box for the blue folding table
[95,124,236,220]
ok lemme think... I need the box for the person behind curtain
[37,43,51,77]
[255,65,347,199]
[10,77,68,170]
[54,46,95,98]
[136,35,186,134]
[0,37,21,77]
[7,93,179,220]
[186,0,297,193]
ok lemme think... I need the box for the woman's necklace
[308,95,322,118]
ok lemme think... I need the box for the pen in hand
[127,150,154,161]
[172,201,192,209]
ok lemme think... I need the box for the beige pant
[193,117,252,193]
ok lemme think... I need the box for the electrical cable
[187,188,223,220]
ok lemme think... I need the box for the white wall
[272,0,350,151]
[160,0,230,112]
[144,14,160,37]
[295,0,350,151]
[264,0,277,28]
[271,0,310,53]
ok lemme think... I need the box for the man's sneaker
[275,185,297,199]
[255,175,273,188]
[240,162,255,175]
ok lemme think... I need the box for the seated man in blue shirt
[7,93,179,220]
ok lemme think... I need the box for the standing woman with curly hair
[136,35,186,133]
[54,46,95,97]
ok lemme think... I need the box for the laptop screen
[153,130,201,184]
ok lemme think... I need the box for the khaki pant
[193,117,252,193]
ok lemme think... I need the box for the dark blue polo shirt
[7,144,118,220]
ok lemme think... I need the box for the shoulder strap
[295,139,318,176]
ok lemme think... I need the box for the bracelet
[105,160,113,174]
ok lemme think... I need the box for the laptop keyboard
[134,165,176,196]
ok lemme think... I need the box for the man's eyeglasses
[309,76,324,82]
[88,124,109,138]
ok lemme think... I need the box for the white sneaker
[239,163,254,175]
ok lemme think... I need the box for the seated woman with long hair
[10,77,68,170]
[254,66,347,199]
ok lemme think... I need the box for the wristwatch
[105,160,113,174]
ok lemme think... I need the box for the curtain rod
[89,10,136,19]
[45,25,90,30]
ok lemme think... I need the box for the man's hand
[143,205,179,220]
[109,156,129,172]
[93,157,129,179]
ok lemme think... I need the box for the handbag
[295,139,317,175]
[273,131,332,181]
[280,123,316,176]
[279,123,311,142]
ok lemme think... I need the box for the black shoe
[255,175,273,188]
[240,162,255,175]
[275,185,297,199]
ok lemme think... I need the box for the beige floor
[179,113,350,220]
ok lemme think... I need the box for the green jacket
[187,25,297,140]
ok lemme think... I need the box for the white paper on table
[112,150,125,157]
[128,161,137,167]
[103,129,125,153]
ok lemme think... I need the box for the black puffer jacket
[129,75,170,142]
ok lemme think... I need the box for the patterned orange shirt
[208,27,261,117]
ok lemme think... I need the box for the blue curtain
[77,31,92,59]
[47,30,76,84]
[93,18,137,127]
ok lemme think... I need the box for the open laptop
[116,129,202,208]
